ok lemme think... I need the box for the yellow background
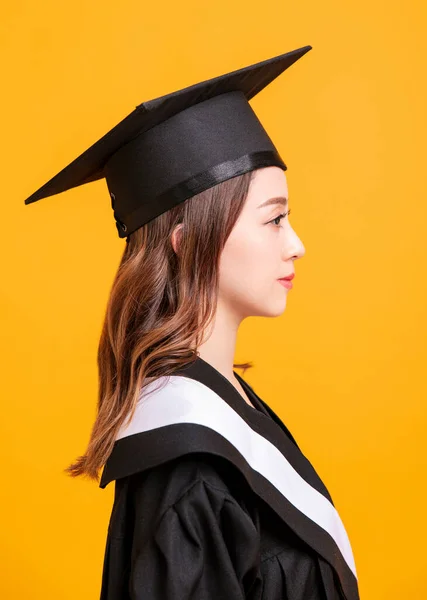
[1,1,426,598]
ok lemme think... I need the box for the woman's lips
[278,273,294,289]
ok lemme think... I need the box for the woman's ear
[171,223,183,255]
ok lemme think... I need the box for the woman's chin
[253,298,288,318]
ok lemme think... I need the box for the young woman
[25,46,360,600]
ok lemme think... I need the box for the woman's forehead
[247,167,289,207]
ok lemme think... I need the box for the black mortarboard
[24,45,312,239]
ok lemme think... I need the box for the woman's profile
[25,46,360,600]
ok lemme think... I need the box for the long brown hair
[64,171,255,483]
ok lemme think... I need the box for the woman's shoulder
[113,454,264,599]
[126,451,258,522]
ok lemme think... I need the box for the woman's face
[218,166,305,321]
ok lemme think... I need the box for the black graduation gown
[98,356,360,600]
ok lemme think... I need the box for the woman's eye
[269,208,291,227]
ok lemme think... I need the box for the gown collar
[189,356,301,446]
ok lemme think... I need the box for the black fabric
[100,452,342,600]
[98,361,352,599]
[24,46,312,238]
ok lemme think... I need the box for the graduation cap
[24,45,312,239]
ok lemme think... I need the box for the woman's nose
[283,229,306,260]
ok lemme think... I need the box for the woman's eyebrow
[257,196,288,209]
